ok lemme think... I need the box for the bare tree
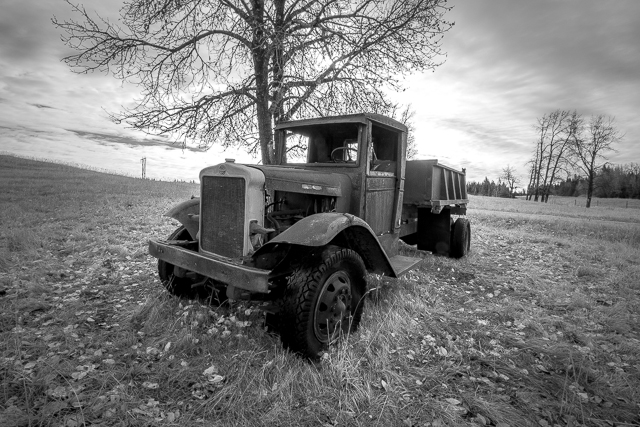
[527,112,553,201]
[527,110,580,202]
[526,128,545,200]
[54,0,452,165]
[500,165,519,198]
[571,115,622,208]
[540,110,581,202]
[393,105,418,160]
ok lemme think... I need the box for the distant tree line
[551,163,640,199]
[467,165,520,198]
[467,162,640,200]
[466,177,513,198]
[466,111,629,207]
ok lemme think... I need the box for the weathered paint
[364,176,396,235]
[250,165,351,198]
[199,162,266,257]
[404,159,468,208]
[275,113,408,133]
[148,239,270,293]
[265,213,362,246]
[256,212,396,276]
[164,198,200,241]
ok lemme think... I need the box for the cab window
[370,124,399,174]
[283,123,361,165]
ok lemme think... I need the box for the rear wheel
[450,218,471,258]
[158,226,205,299]
[280,247,367,358]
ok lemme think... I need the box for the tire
[158,226,204,299]
[280,247,367,358]
[450,217,471,258]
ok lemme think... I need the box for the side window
[284,132,310,163]
[370,125,399,174]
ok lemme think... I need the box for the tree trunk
[251,0,274,165]
[526,165,535,201]
[586,172,594,208]
[270,0,286,165]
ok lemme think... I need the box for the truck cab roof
[275,113,407,133]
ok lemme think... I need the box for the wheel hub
[313,271,353,343]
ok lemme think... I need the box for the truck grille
[201,176,245,258]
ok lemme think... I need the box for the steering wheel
[330,147,358,162]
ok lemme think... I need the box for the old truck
[148,113,469,358]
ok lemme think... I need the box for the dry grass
[1,155,639,427]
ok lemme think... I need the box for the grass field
[1,155,639,427]
[517,195,640,210]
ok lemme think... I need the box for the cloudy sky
[1,0,639,183]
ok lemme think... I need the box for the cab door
[363,123,405,255]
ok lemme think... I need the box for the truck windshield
[283,123,360,165]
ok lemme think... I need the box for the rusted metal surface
[250,165,351,198]
[388,255,423,276]
[275,112,407,133]
[199,162,266,258]
[164,198,200,241]
[255,212,397,277]
[364,176,396,235]
[265,212,368,246]
[148,239,270,293]
[200,175,246,258]
[404,159,468,208]
[149,113,470,299]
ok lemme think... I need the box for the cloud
[66,129,204,152]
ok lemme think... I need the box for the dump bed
[404,159,468,208]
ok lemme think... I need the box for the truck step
[388,255,423,277]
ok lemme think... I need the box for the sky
[1,0,639,184]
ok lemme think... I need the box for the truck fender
[164,197,200,241]
[256,213,395,277]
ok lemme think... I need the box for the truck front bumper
[148,239,270,293]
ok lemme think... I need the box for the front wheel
[280,247,367,358]
[158,226,203,298]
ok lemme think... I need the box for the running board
[388,255,423,277]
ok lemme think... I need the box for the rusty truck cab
[274,113,407,257]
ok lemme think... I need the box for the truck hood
[249,165,351,197]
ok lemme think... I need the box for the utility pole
[141,157,146,179]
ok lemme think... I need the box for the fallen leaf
[41,401,68,416]
[47,386,69,398]
[71,371,87,380]
[208,375,224,384]
[203,365,218,376]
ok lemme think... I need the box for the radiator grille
[201,176,245,258]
